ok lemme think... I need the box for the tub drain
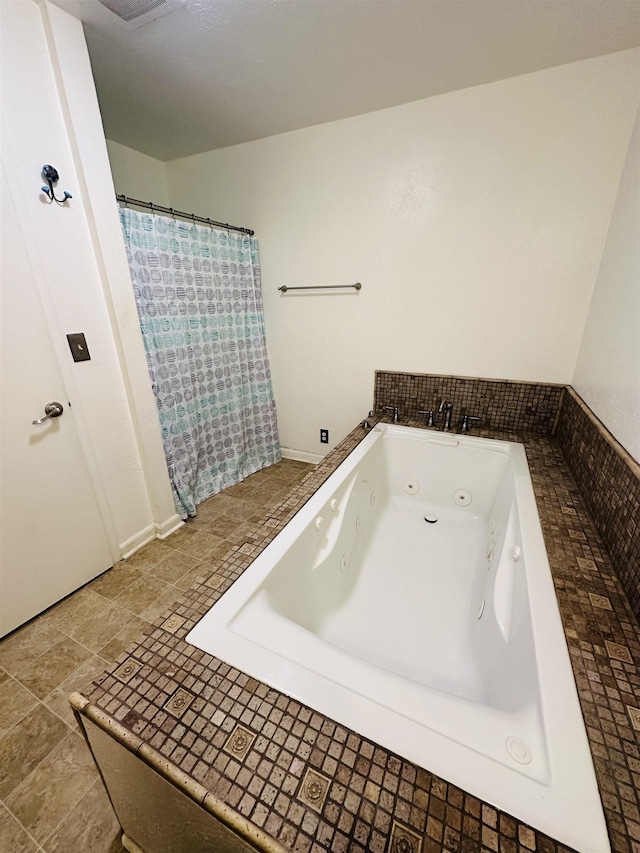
[505,736,532,765]
[453,489,472,506]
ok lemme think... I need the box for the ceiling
[51,0,640,162]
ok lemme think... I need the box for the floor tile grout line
[0,797,48,852]
[67,620,139,658]
[1,619,135,728]
[38,775,104,852]
[7,628,128,695]
[0,671,42,735]
[39,694,85,734]
[0,676,91,746]
[1,728,86,843]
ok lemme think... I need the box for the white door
[0,164,114,637]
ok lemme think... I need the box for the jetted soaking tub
[187,424,609,853]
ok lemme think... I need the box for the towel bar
[278,282,361,293]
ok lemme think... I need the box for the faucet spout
[438,400,454,432]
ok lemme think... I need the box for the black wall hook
[41,165,72,205]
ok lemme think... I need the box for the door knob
[32,402,64,425]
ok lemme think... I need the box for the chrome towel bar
[278,282,362,293]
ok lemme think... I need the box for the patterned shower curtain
[119,207,281,518]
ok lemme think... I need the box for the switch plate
[67,332,91,362]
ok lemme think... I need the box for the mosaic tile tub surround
[72,384,640,853]
[556,387,640,621]
[373,370,565,435]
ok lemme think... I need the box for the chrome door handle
[32,402,64,425]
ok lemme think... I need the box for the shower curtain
[119,207,281,518]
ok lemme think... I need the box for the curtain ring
[169,207,175,220]
[207,217,213,230]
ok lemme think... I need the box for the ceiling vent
[97,0,184,28]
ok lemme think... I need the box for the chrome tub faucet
[438,400,454,432]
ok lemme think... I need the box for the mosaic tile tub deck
[73,404,640,853]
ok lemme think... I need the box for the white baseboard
[281,447,323,464]
[122,835,145,853]
[119,524,156,560]
[119,515,184,559]
[155,514,184,539]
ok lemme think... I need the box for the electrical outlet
[320,429,329,444]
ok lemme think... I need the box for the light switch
[67,332,91,362]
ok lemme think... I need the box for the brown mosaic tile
[112,658,142,684]
[162,687,194,719]
[626,706,640,731]
[388,819,423,853]
[589,592,613,611]
[161,614,186,634]
[297,768,330,814]
[223,724,257,762]
[605,640,634,663]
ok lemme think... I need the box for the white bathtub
[187,424,608,853]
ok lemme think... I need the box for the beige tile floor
[0,459,311,853]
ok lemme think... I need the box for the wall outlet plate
[320,429,329,444]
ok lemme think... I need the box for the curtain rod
[115,194,255,236]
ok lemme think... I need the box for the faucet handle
[460,414,480,432]
[383,405,399,424]
[417,409,435,427]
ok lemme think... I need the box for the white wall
[166,49,639,455]
[1,0,179,552]
[106,139,169,204]
[573,109,640,463]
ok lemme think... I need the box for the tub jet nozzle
[424,516,438,524]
